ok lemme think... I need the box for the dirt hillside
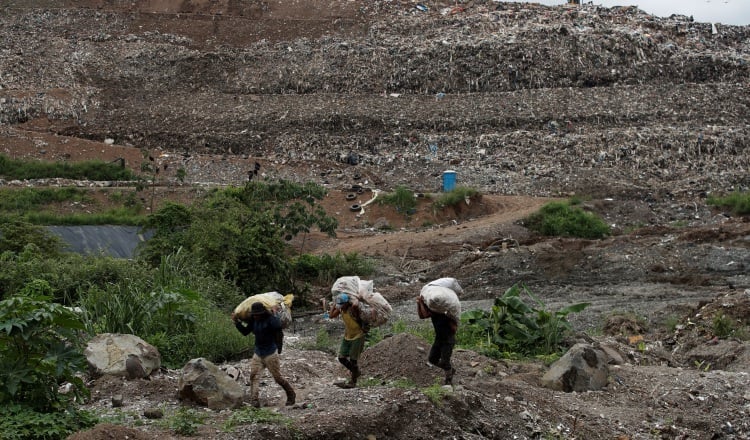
[1,1,750,439]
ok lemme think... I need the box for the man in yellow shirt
[329,293,366,388]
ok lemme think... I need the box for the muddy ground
[1,1,749,439]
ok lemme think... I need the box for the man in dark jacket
[232,302,295,407]
[417,295,458,385]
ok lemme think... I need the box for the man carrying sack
[232,302,296,407]
[417,278,462,385]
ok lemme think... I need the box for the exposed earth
[1,1,750,439]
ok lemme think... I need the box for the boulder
[541,343,609,392]
[84,333,161,378]
[177,358,246,410]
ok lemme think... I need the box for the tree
[137,180,338,294]
[0,220,63,256]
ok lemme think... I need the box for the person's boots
[352,363,361,384]
[444,367,456,385]
[279,379,296,406]
[338,357,353,371]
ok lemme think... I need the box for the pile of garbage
[1,0,748,200]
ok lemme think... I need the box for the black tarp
[46,226,153,259]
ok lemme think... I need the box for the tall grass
[379,185,417,213]
[0,187,146,225]
[23,208,146,225]
[432,186,479,210]
[707,191,750,215]
[73,252,248,367]
[0,187,90,211]
[0,154,136,180]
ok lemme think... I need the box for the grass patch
[0,187,91,211]
[421,382,451,406]
[379,185,418,214]
[221,407,294,432]
[0,154,137,181]
[0,187,147,225]
[432,186,479,210]
[707,190,750,215]
[22,208,147,226]
[296,327,339,354]
[523,200,610,239]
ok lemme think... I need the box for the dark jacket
[235,314,283,357]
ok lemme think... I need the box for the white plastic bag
[426,277,464,296]
[331,276,392,327]
[420,285,461,320]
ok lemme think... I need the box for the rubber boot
[279,379,296,406]
[444,367,456,385]
[338,357,352,370]
[350,361,361,383]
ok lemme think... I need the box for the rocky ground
[1,1,750,439]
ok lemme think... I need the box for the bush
[0,220,63,256]
[707,191,750,215]
[432,186,479,210]
[138,180,339,294]
[458,283,590,357]
[379,185,417,214]
[0,404,97,440]
[0,280,89,412]
[523,200,610,239]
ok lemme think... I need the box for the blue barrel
[442,170,457,192]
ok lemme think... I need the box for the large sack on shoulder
[357,290,392,327]
[234,292,294,328]
[331,276,361,297]
[331,276,392,327]
[426,278,464,296]
[420,285,461,320]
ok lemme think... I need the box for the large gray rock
[541,343,609,392]
[84,333,161,378]
[177,358,246,410]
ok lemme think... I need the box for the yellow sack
[234,292,295,327]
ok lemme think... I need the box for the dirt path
[306,194,554,260]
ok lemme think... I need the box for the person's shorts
[339,336,365,360]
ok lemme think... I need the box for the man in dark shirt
[232,302,296,407]
[417,295,458,385]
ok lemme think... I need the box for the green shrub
[155,307,250,367]
[0,404,97,440]
[0,280,90,412]
[166,407,206,436]
[432,186,479,210]
[379,186,417,214]
[712,313,735,338]
[707,191,750,215]
[421,382,451,406]
[458,283,590,357]
[138,181,339,294]
[0,220,63,256]
[523,201,610,238]
[0,187,90,211]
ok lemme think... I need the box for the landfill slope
[1,2,750,440]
